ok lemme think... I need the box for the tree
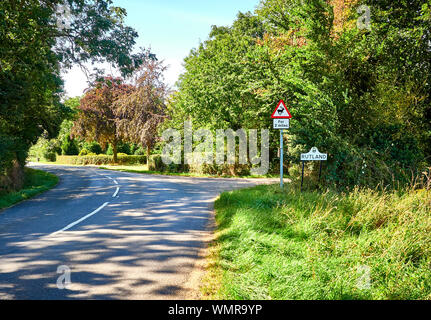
[58,97,80,155]
[115,55,168,164]
[168,0,431,187]
[72,77,134,163]
[0,0,142,191]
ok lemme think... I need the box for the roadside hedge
[56,155,147,165]
[148,154,252,176]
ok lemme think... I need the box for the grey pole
[280,129,283,188]
[301,161,305,192]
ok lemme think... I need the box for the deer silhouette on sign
[277,107,284,115]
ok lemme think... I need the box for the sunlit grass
[0,168,58,211]
[203,184,431,300]
[98,165,276,179]
[100,164,149,172]
[29,158,279,179]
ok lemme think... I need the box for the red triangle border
[271,100,292,119]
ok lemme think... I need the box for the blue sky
[63,0,260,97]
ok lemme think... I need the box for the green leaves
[169,0,431,188]
[1,0,141,187]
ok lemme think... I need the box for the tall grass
[0,168,58,210]
[204,183,431,300]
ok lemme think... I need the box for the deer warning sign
[271,99,292,188]
[271,100,292,119]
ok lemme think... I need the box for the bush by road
[0,168,58,211]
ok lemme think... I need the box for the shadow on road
[0,166,275,299]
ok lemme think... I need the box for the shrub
[148,155,165,171]
[61,137,79,155]
[80,141,103,155]
[130,144,140,155]
[106,143,133,155]
[134,147,146,155]
[0,168,58,209]
[79,149,89,156]
[42,150,57,162]
[56,155,147,165]
[117,143,132,155]
[106,145,113,155]
[147,155,253,176]
[0,159,24,192]
[200,163,251,176]
[29,135,60,162]
[118,155,147,165]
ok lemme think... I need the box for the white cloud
[61,65,88,98]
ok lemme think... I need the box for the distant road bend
[0,164,275,299]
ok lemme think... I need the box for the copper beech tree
[72,77,134,163]
[114,56,168,164]
[72,57,168,163]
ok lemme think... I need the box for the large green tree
[169,0,431,187]
[0,0,142,190]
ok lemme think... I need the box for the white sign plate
[301,147,328,161]
[273,119,290,129]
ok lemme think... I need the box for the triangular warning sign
[271,100,292,119]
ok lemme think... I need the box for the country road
[0,164,276,299]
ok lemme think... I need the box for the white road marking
[46,169,120,237]
[95,171,113,180]
[113,187,120,198]
[49,202,109,237]
[94,170,120,197]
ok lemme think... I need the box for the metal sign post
[301,160,305,192]
[271,100,292,189]
[280,129,283,188]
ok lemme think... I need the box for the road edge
[181,196,219,300]
[0,167,59,213]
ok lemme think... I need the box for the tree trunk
[113,143,118,163]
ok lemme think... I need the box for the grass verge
[202,184,431,300]
[28,160,278,179]
[98,165,277,179]
[0,168,59,211]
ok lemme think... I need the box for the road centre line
[113,187,120,198]
[42,170,120,238]
[49,202,109,237]
[95,170,119,194]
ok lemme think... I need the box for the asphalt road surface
[0,164,275,299]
